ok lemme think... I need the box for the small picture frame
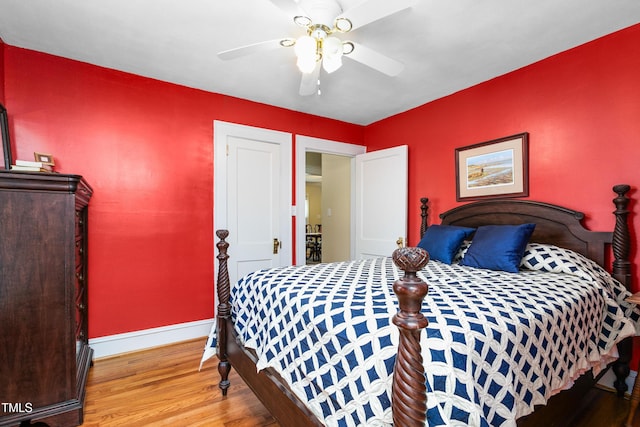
[455,133,529,201]
[1,103,12,170]
[34,152,55,166]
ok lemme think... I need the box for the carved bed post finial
[391,247,430,427]
[610,185,632,397]
[216,229,232,396]
[612,184,631,287]
[420,198,429,239]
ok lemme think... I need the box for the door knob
[273,238,281,254]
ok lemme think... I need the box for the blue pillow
[417,225,476,264]
[460,223,536,273]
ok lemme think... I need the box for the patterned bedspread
[219,244,639,426]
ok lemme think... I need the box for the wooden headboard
[419,184,631,289]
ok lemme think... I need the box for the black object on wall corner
[1,103,12,169]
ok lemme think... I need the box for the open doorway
[305,152,322,264]
[295,136,366,266]
[305,152,352,264]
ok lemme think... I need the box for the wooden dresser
[0,171,93,427]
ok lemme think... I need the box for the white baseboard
[89,318,214,359]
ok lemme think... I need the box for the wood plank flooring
[82,338,276,426]
[82,338,639,426]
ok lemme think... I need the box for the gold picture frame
[34,152,55,166]
[455,133,529,201]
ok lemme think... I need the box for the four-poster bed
[208,184,637,426]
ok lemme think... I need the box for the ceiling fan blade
[345,42,404,76]
[218,39,284,60]
[339,0,417,31]
[299,62,321,96]
[269,0,304,17]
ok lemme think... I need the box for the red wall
[2,46,364,338]
[3,23,639,341]
[366,24,640,290]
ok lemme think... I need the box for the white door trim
[294,135,366,265]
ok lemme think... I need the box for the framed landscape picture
[455,133,529,201]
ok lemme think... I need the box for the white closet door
[214,121,292,287]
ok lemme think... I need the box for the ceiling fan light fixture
[342,41,354,55]
[297,57,318,74]
[294,35,316,57]
[334,17,352,33]
[322,36,342,55]
[294,15,312,28]
[280,38,296,48]
[322,56,342,74]
[310,25,329,40]
[322,36,343,73]
[295,35,318,74]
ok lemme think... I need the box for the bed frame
[214,184,633,427]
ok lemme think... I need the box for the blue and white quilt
[209,244,640,426]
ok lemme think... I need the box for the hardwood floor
[81,338,639,426]
[82,338,276,427]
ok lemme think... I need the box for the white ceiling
[0,0,638,125]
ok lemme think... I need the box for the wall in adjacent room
[320,153,352,263]
[365,24,640,290]
[2,45,364,338]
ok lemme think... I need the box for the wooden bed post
[420,197,429,238]
[612,184,632,287]
[611,184,632,396]
[215,229,232,396]
[391,246,430,427]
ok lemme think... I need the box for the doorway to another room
[305,152,322,264]
[305,152,353,265]
[296,136,366,266]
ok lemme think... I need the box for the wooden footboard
[213,232,432,426]
[222,317,320,426]
[214,184,633,426]
[214,229,321,427]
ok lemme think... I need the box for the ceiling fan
[218,0,417,96]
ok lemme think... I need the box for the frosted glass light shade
[295,35,318,74]
[322,36,343,73]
